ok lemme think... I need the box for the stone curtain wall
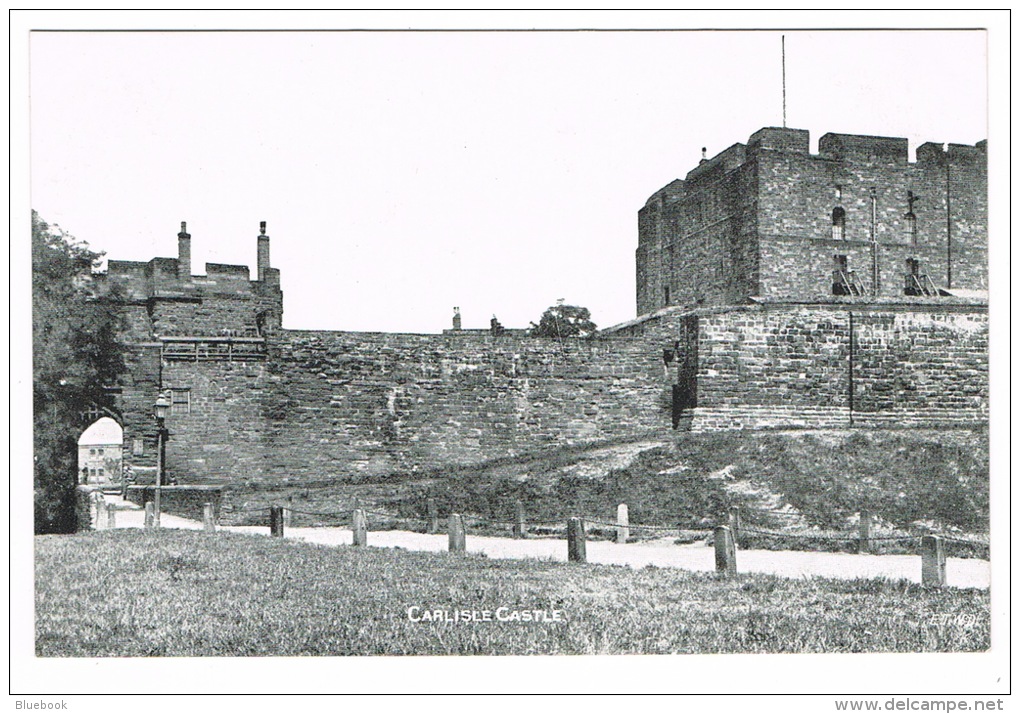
[851,310,988,425]
[122,331,669,520]
[260,331,667,483]
[675,303,988,430]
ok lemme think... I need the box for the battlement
[685,142,747,183]
[665,129,988,188]
[101,223,279,297]
[97,222,284,339]
[818,132,909,163]
[747,126,810,156]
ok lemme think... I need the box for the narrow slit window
[831,207,846,241]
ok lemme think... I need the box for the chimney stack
[257,221,270,281]
[177,221,191,279]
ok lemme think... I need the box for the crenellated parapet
[93,221,284,341]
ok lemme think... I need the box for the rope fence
[229,500,987,553]
[221,499,987,579]
[130,494,987,590]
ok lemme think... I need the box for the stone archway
[77,417,123,489]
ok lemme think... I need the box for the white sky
[29,27,989,333]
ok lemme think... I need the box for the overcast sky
[29,28,988,333]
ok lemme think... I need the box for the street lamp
[153,390,171,528]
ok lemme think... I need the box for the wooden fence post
[728,507,741,545]
[144,502,154,529]
[352,508,367,546]
[616,504,629,544]
[270,506,284,537]
[448,514,466,553]
[203,503,216,532]
[859,510,872,554]
[513,500,526,539]
[428,498,439,534]
[921,535,947,588]
[714,525,737,575]
[567,517,587,563]
[105,502,116,529]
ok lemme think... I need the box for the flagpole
[782,35,787,128]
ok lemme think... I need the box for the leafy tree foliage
[33,211,125,533]
[529,302,597,339]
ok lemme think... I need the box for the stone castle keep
[93,127,988,521]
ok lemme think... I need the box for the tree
[33,211,125,533]
[528,301,597,339]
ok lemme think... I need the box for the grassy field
[36,530,990,657]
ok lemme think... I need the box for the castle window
[906,212,917,244]
[831,207,847,241]
[906,191,919,245]
[832,255,862,295]
[904,258,938,296]
[663,286,670,306]
[170,388,191,415]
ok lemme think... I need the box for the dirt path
[99,496,990,589]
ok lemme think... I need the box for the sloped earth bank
[225,429,988,538]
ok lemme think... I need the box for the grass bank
[36,530,989,656]
[234,428,987,555]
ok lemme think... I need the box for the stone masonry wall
[636,150,758,315]
[260,331,667,481]
[635,128,987,316]
[756,137,987,298]
[672,303,988,430]
[121,331,670,522]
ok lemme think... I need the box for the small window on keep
[831,207,847,241]
[170,388,191,415]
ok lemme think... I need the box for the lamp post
[154,391,171,528]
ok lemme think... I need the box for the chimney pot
[177,221,191,279]
[257,222,271,281]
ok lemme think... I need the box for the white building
[77,417,123,487]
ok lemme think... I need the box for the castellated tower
[93,220,284,340]
[90,222,284,488]
[635,127,988,316]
